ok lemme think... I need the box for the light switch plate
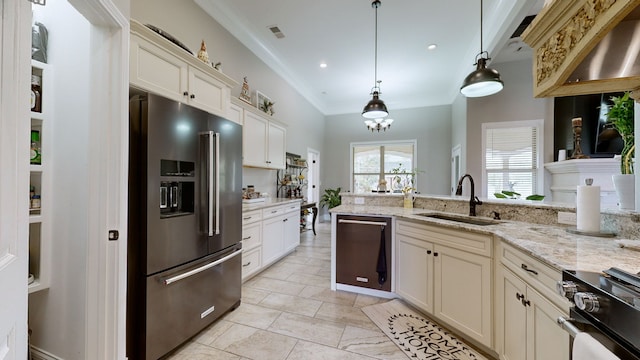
[558,212,577,225]
[354,197,365,205]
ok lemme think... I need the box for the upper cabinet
[233,98,286,170]
[129,20,238,117]
[522,0,640,97]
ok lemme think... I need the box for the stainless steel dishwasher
[336,215,392,292]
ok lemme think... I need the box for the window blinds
[485,126,538,197]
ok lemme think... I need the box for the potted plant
[320,187,342,209]
[608,92,635,209]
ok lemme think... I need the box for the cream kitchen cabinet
[396,231,434,312]
[262,202,300,266]
[395,219,493,348]
[129,20,237,118]
[241,209,262,281]
[495,242,570,360]
[241,202,300,280]
[227,102,243,125]
[242,110,286,169]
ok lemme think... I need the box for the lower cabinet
[396,232,433,312]
[395,220,493,348]
[434,243,492,347]
[242,202,300,281]
[497,266,570,360]
[496,242,570,360]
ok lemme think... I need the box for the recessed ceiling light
[427,44,437,50]
[320,63,328,68]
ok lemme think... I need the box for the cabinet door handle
[516,292,525,301]
[183,91,189,96]
[242,236,251,240]
[243,216,252,220]
[433,252,439,257]
[427,250,432,255]
[522,299,531,307]
[243,261,251,267]
[283,218,288,222]
[521,264,538,275]
[190,94,195,99]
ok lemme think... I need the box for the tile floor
[166,222,408,360]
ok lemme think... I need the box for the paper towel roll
[577,184,600,233]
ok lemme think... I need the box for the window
[482,120,543,198]
[351,141,417,193]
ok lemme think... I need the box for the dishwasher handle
[338,219,387,227]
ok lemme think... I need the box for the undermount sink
[416,213,500,226]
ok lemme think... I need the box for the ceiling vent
[268,25,285,39]
[511,15,536,38]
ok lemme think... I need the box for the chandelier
[365,118,394,132]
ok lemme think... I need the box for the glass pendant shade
[460,58,504,97]
[362,91,389,119]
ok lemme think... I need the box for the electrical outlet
[558,212,577,225]
[354,197,365,205]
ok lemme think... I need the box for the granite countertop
[331,204,640,274]
[242,198,302,211]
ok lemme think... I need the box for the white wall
[131,0,326,196]
[323,105,452,199]
[28,2,91,359]
[465,58,552,197]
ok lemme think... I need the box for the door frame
[67,1,129,358]
[0,1,32,358]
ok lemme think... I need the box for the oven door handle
[557,316,581,338]
[162,249,242,285]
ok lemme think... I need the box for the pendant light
[460,0,504,97]
[362,0,389,119]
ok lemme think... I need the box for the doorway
[306,148,320,204]
[451,144,461,195]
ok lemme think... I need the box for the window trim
[481,120,544,198]
[350,139,418,193]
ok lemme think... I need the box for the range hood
[522,0,640,97]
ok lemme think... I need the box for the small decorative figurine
[197,40,210,64]
[213,62,221,70]
[239,77,252,104]
[571,117,590,159]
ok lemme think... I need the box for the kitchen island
[329,193,640,359]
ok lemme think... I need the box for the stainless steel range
[557,268,640,359]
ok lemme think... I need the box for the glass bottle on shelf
[30,130,41,165]
[31,74,42,113]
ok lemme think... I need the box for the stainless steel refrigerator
[127,90,243,360]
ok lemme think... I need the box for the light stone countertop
[331,204,640,274]
[242,198,302,212]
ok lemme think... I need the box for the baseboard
[30,346,63,360]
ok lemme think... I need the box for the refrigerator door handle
[201,131,220,236]
[213,131,220,235]
[162,249,242,285]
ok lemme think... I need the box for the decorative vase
[612,174,635,210]
[403,192,413,209]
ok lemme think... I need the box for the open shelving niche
[276,152,308,199]
[29,59,52,294]
[277,153,316,231]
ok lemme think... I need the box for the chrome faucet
[455,174,482,216]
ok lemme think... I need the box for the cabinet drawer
[242,247,262,281]
[283,203,300,214]
[499,241,569,310]
[242,222,262,251]
[262,205,285,219]
[242,210,262,225]
[396,219,492,257]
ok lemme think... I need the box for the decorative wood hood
[522,0,640,98]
